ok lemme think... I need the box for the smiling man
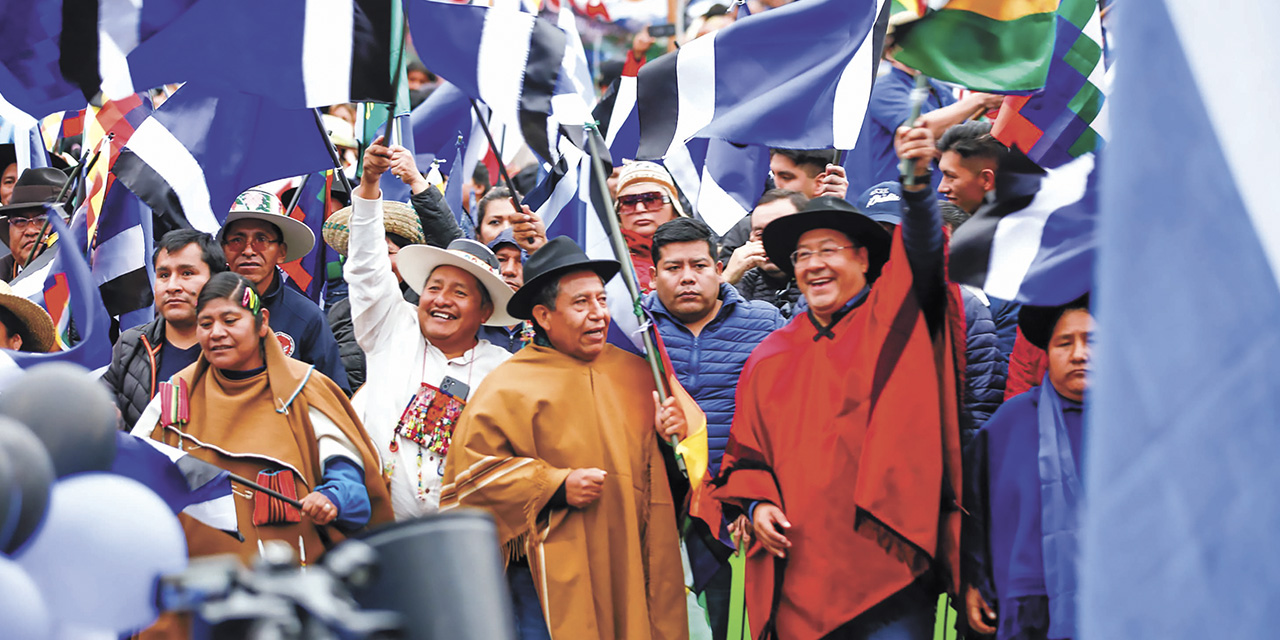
[442,236,692,640]
[105,229,228,426]
[219,189,349,393]
[714,123,964,639]
[964,296,1092,640]
[346,140,514,521]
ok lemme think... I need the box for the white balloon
[15,473,188,634]
[0,555,52,640]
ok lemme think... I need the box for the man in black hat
[713,123,963,639]
[441,236,692,640]
[0,167,69,282]
[963,296,1091,640]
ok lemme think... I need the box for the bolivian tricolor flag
[893,0,1061,93]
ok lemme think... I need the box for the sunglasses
[617,191,671,214]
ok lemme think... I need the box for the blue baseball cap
[856,181,903,227]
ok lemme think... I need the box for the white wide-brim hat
[398,239,519,327]
[219,188,316,263]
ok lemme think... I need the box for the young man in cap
[347,140,513,520]
[442,236,692,640]
[104,229,228,426]
[643,217,784,639]
[0,167,68,282]
[0,280,56,353]
[964,296,1092,640]
[219,188,349,393]
[476,228,536,354]
[713,123,963,639]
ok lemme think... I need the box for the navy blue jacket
[644,283,786,475]
[961,286,1008,438]
[988,296,1021,362]
[263,270,350,394]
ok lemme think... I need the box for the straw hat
[322,201,426,256]
[0,281,56,353]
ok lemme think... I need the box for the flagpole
[312,109,355,195]
[227,471,334,548]
[899,73,931,188]
[24,141,104,268]
[283,173,312,219]
[583,124,687,479]
[469,99,533,245]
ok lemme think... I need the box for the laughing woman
[131,271,392,582]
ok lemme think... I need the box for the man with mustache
[442,236,693,640]
[219,188,349,393]
[105,229,228,426]
[963,296,1092,640]
[643,217,784,639]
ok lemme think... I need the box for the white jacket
[345,194,510,520]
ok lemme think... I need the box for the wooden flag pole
[583,124,687,479]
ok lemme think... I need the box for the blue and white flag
[1080,2,1280,639]
[411,82,473,169]
[0,0,200,117]
[523,145,642,354]
[127,0,395,109]
[111,431,239,539]
[91,179,154,322]
[111,83,333,237]
[948,152,1097,306]
[3,210,113,385]
[625,0,889,160]
[665,138,770,236]
[405,1,589,165]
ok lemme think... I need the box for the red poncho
[713,231,964,640]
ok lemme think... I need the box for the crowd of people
[0,5,1095,640]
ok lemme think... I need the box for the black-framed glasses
[3,214,48,230]
[790,245,854,267]
[617,191,671,214]
[222,233,282,252]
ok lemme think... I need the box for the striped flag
[127,0,395,109]
[410,82,473,168]
[0,0,200,117]
[626,0,889,160]
[112,82,333,238]
[991,0,1109,168]
[948,151,1096,305]
[1081,2,1280,638]
[2,210,113,385]
[405,1,588,164]
[894,0,1061,93]
[665,138,770,236]
[111,431,239,539]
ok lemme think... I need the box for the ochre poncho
[442,343,688,640]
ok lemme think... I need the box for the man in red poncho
[713,123,964,640]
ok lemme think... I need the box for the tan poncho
[441,344,688,640]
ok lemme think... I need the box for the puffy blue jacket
[644,283,785,474]
[961,285,1008,436]
[988,295,1021,361]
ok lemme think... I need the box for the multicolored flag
[894,0,1062,93]
[991,0,1108,168]
[279,170,337,303]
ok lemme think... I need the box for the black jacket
[327,282,419,394]
[103,316,166,428]
[733,267,803,319]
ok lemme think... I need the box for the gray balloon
[0,418,55,554]
[0,363,118,478]
[0,446,14,550]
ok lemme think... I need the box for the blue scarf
[1038,375,1082,639]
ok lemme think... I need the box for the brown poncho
[138,335,393,639]
[441,343,688,640]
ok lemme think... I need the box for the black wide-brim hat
[1018,293,1091,351]
[507,236,620,320]
[761,195,892,281]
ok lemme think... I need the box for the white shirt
[346,194,510,519]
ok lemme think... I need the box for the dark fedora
[1017,294,1091,351]
[0,168,68,215]
[507,236,620,320]
[761,195,891,281]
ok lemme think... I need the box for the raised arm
[894,123,946,331]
